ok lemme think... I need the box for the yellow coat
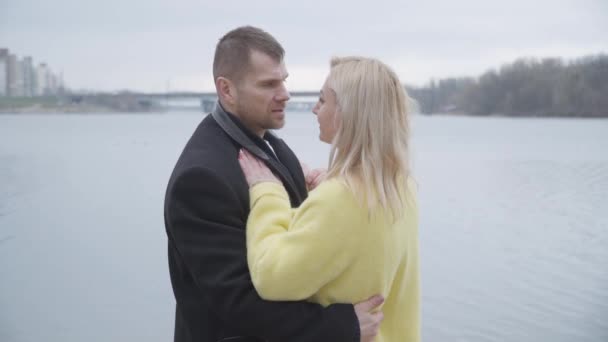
[247,178,420,342]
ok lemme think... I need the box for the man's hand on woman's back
[355,295,385,342]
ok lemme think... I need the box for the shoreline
[0,104,165,114]
[1,109,606,119]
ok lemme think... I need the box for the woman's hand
[306,168,326,190]
[238,149,280,187]
[300,161,327,191]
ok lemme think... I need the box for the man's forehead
[248,59,288,80]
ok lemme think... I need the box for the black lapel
[264,132,308,204]
[211,103,303,205]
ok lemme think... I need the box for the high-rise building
[8,54,25,96]
[0,48,8,96]
[47,69,57,95]
[35,63,49,96]
[57,72,65,94]
[22,56,34,97]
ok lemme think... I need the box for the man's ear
[216,77,237,106]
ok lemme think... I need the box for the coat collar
[211,102,270,161]
[211,102,303,204]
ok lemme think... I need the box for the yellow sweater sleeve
[247,180,360,301]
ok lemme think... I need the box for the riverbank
[0,104,132,114]
[0,95,163,114]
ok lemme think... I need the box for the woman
[238,56,419,342]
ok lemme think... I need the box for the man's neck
[218,101,265,138]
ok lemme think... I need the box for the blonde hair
[325,56,412,220]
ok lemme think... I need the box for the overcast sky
[1,0,606,92]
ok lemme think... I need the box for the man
[164,26,384,342]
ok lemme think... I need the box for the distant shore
[0,95,163,114]
[0,104,142,114]
[3,108,607,118]
[2,94,606,118]
[0,104,164,114]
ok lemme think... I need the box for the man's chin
[270,120,286,130]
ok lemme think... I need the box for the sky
[1,0,606,92]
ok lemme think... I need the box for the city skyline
[0,48,64,97]
[1,0,606,92]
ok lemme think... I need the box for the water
[1,112,607,341]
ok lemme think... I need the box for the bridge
[133,91,320,99]
[139,91,319,112]
[65,91,319,112]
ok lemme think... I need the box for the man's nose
[275,83,290,102]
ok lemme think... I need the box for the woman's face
[312,80,339,144]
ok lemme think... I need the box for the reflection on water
[0,112,607,341]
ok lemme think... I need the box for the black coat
[164,104,359,342]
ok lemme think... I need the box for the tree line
[407,54,608,117]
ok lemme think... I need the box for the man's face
[234,50,290,136]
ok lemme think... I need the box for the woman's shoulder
[306,178,360,208]
[311,177,352,197]
[405,175,418,201]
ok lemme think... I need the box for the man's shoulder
[167,115,240,188]
[180,115,236,163]
[191,113,229,144]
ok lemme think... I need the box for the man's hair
[213,26,285,81]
